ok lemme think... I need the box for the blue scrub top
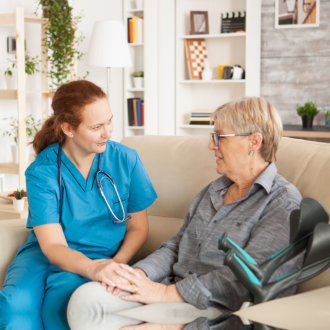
[24,140,157,259]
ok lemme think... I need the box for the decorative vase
[302,116,314,129]
[132,77,144,89]
[13,198,25,212]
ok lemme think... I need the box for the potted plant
[1,115,42,163]
[37,0,87,88]
[296,101,320,129]
[4,53,40,89]
[12,189,26,212]
[132,70,144,89]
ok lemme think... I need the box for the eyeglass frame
[210,132,252,147]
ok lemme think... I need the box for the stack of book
[189,112,214,125]
[127,16,144,43]
[127,98,144,127]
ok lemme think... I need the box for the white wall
[0,0,124,191]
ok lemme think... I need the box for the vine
[37,0,85,88]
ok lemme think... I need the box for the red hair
[33,80,106,155]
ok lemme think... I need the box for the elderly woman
[68,97,302,328]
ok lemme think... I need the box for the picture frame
[275,0,319,29]
[190,11,209,34]
[184,38,208,80]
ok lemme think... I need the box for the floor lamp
[86,20,131,97]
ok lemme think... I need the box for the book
[127,98,135,126]
[128,18,133,43]
[141,101,144,126]
[137,99,143,126]
[131,16,139,43]
[189,111,214,125]
[127,17,131,42]
[136,17,144,44]
[132,98,139,126]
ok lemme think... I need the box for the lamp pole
[106,67,111,97]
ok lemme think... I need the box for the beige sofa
[1,136,330,294]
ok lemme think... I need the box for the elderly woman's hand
[114,264,184,304]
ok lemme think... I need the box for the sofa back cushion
[122,135,219,219]
[122,135,330,217]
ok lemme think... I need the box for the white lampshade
[87,20,131,68]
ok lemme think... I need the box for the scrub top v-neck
[25,140,157,259]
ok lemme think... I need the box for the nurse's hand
[87,259,131,294]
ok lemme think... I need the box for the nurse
[0,80,157,329]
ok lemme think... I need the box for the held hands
[113,264,184,304]
[86,259,130,294]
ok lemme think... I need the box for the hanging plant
[37,0,86,88]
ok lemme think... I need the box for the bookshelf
[0,8,49,191]
[175,0,261,135]
[122,0,158,137]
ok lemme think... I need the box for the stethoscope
[57,144,131,224]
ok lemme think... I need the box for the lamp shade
[87,20,131,68]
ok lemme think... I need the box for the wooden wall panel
[261,0,330,125]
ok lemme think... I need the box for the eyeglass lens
[210,133,219,146]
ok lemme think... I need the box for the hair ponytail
[32,115,65,155]
[32,80,107,155]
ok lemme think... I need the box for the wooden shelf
[0,13,43,25]
[0,163,19,175]
[283,125,330,139]
[0,7,50,193]
[0,90,17,99]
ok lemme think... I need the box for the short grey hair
[212,97,283,162]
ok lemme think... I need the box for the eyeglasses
[210,132,252,147]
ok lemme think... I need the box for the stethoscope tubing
[57,144,130,224]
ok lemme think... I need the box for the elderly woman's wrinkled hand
[87,259,131,294]
[113,264,174,304]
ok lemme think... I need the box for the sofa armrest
[0,219,30,288]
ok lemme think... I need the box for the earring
[249,150,254,157]
[70,133,74,138]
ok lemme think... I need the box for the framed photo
[275,0,319,29]
[184,38,208,80]
[190,11,209,34]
